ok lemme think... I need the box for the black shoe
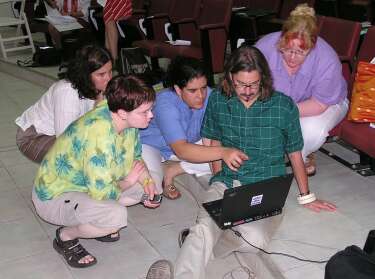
[178,228,190,248]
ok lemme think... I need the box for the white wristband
[297,192,316,205]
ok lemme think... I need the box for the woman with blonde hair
[256,4,348,176]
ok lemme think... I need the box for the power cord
[230,228,329,264]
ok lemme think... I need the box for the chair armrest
[173,17,195,24]
[199,23,225,31]
[146,13,168,20]
[171,17,198,30]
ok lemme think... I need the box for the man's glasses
[233,79,261,91]
[280,48,309,58]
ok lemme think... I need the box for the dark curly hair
[106,75,155,112]
[222,45,274,101]
[164,56,207,89]
[61,45,112,100]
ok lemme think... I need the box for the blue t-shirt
[140,87,211,159]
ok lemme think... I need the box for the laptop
[202,174,294,229]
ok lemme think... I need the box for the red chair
[158,0,233,84]
[323,26,375,175]
[133,0,201,69]
[340,26,375,160]
[130,0,172,42]
[318,16,361,84]
[135,0,232,84]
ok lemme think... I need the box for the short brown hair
[278,4,318,51]
[222,46,274,101]
[105,75,155,112]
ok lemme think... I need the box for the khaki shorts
[32,188,128,229]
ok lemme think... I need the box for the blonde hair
[278,3,318,51]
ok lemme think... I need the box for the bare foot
[163,161,184,186]
[162,162,185,199]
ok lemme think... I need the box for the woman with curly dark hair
[15,45,112,163]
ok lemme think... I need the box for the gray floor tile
[131,217,197,261]
[0,250,73,279]
[264,240,310,273]
[0,216,52,263]
[7,162,38,188]
[0,189,33,223]
[69,225,160,279]
[127,195,199,232]
[282,263,324,279]
[0,148,35,168]
[0,167,17,191]
[0,121,18,149]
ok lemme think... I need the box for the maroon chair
[318,16,361,84]
[133,0,201,69]
[156,0,233,84]
[132,0,172,41]
[320,16,361,136]
[88,0,148,47]
[323,26,375,175]
[340,26,375,160]
[258,0,316,35]
[229,0,281,49]
[135,0,232,84]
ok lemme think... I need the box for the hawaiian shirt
[34,100,142,201]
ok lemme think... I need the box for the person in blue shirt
[140,57,247,199]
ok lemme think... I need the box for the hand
[121,161,145,190]
[143,183,160,209]
[303,199,337,213]
[222,148,249,172]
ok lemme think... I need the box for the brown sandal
[305,153,316,176]
[162,181,181,200]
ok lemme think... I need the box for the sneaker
[178,228,190,248]
[146,260,173,279]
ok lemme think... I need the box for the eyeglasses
[280,48,309,58]
[233,79,261,91]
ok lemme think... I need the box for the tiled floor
[0,65,374,279]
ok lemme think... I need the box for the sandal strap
[54,227,96,267]
[63,241,90,261]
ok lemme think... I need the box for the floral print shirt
[34,100,142,201]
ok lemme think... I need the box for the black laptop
[202,174,294,230]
